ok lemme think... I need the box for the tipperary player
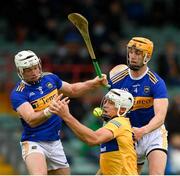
[109,37,168,175]
[49,89,138,175]
[10,50,107,175]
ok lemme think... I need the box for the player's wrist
[142,126,148,135]
[43,107,52,117]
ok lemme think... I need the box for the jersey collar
[129,67,149,80]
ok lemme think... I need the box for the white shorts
[20,140,69,171]
[135,125,168,165]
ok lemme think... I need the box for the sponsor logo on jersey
[132,97,153,110]
[31,89,58,111]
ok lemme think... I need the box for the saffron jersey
[10,72,63,142]
[109,68,168,127]
[100,117,137,175]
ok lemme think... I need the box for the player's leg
[147,149,167,175]
[146,125,168,175]
[21,141,47,174]
[135,140,146,175]
[48,167,70,175]
[46,140,70,175]
[25,152,47,175]
[137,163,144,175]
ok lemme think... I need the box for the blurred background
[0,0,180,174]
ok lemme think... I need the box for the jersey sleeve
[10,91,28,111]
[103,118,122,138]
[51,74,63,89]
[152,78,168,99]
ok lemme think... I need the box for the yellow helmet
[127,37,153,59]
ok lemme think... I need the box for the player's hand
[132,127,147,141]
[94,74,108,87]
[49,94,71,119]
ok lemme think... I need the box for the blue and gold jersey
[100,117,137,175]
[10,72,63,142]
[109,68,168,127]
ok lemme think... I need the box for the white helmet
[104,89,134,116]
[14,50,42,80]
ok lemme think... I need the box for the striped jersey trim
[110,119,121,128]
[147,71,158,84]
[16,82,25,92]
[111,70,129,84]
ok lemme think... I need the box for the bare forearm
[60,75,107,97]
[143,114,165,134]
[17,103,51,127]
[144,99,168,134]
[21,110,50,127]
[32,112,50,127]
[68,80,99,97]
[64,114,99,145]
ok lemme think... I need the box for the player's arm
[133,98,168,140]
[64,114,114,146]
[59,74,108,97]
[49,95,114,145]
[143,98,168,133]
[17,102,51,128]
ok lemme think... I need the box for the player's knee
[149,169,165,175]
[29,170,47,175]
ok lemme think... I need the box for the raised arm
[59,74,108,97]
[49,95,114,145]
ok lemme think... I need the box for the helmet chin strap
[117,106,127,117]
[143,53,150,64]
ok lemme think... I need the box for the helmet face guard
[101,89,134,118]
[127,37,153,70]
[14,50,42,81]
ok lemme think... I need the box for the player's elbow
[86,141,98,146]
[86,137,100,146]
[63,88,77,98]
[29,122,38,128]
[161,117,165,124]
[27,120,37,128]
[69,87,81,98]
[25,118,39,128]
[159,111,167,124]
